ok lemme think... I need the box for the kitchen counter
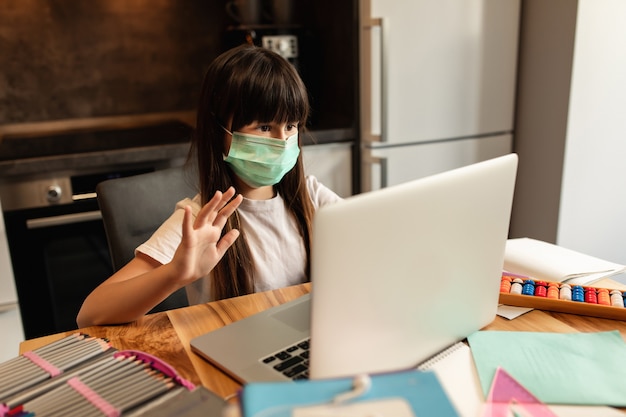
[0,111,355,178]
[0,111,196,178]
[0,142,191,178]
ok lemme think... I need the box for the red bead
[534,281,547,297]
[584,287,598,304]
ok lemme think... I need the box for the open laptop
[190,153,518,382]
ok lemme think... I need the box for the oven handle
[26,210,102,229]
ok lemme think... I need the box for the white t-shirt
[136,175,341,304]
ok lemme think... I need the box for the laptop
[190,153,518,382]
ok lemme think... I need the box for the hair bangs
[233,54,309,128]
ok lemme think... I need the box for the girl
[77,44,341,327]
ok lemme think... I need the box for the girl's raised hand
[172,187,243,284]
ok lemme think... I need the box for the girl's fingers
[216,229,241,255]
[194,191,221,227]
[195,187,239,228]
[214,194,243,229]
[182,205,194,237]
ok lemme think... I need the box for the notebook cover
[240,369,459,417]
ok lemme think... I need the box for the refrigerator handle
[362,155,388,191]
[360,16,384,144]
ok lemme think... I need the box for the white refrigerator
[359,0,520,190]
[0,200,24,361]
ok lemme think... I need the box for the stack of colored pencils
[0,334,196,417]
[0,333,112,403]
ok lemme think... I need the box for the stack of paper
[468,330,626,413]
[504,238,626,286]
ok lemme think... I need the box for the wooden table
[19,283,311,401]
[19,279,626,406]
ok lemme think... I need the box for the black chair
[96,166,197,313]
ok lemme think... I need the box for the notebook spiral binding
[416,341,467,371]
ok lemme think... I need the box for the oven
[0,120,192,339]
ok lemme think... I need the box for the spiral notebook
[240,342,482,417]
[417,342,483,417]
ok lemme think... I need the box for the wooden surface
[19,283,311,400]
[19,279,626,406]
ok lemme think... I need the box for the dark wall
[0,0,357,132]
[0,1,226,124]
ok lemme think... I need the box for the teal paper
[468,330,626,406]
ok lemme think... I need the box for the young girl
[77,44,341,327]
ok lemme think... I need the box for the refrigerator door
[0,200,18,306]
[360,0,520,145]
[363,134,512,190]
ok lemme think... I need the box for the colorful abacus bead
[597,288,610,306]
[584,287,598,304]
[500,276,512,293]
[547,282,560,299]
[522,279,535,296]
[534,281,547,297]
[559,283,572,301]
[610,290,625,307]
[510,278,524,295]
[571,285,585,302]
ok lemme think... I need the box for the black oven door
[4,199,113,339]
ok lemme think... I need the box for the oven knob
[46,185,62,203]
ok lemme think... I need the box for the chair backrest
[96,165,198,312]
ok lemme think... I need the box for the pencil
[5,353,117,410]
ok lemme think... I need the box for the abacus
[498,273,626,321]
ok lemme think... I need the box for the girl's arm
[76,188,242,327]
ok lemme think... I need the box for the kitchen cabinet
[0,0,359,144]
[303,143,353,198]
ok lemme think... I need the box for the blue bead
[522,280,535,296]
[572,291,585,302]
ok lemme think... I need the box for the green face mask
[224,130,300,188]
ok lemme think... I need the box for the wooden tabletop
[19,283,311,400]
[19,279,626,404]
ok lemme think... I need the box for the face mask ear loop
[219,124,233,137]
[219,123,234,160]
[210,111,232,137]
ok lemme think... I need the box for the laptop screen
[309,153,518,378]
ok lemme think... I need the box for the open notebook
[190,154,518,383]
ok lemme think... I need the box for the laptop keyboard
[261,338,310,380]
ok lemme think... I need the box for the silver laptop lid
[309,153,518,379]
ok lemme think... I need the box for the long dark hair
[191,44,315,300]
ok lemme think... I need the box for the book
[239,368,459,417]
[417,342,483,417]
[503,238,626,285]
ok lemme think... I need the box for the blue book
[240,369,459,417]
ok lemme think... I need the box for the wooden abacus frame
[499,284,626,321]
